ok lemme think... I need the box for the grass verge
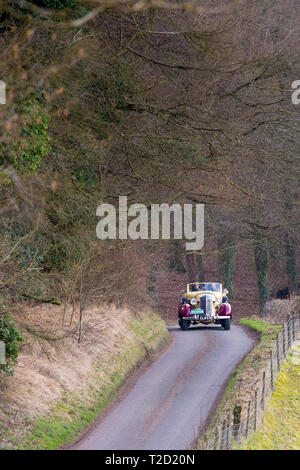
[237,341,300,450]
[197,317,282,448]
[2,311,170,450]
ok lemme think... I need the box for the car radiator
[199,294,213,317]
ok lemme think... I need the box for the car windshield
[189,283,221,292]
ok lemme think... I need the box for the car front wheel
[180,319,190,330]
[223,318,230,330]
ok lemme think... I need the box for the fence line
[201,313,300,450]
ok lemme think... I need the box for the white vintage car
[178,282,231,330]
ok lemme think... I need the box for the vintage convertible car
[178,282,231,330]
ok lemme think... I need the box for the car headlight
[215,299,220,306]
[190,298,197,306]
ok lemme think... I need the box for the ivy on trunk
[253,240,270,310]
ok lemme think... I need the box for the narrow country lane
[72,325,254,450]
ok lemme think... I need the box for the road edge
[196,318,282,449]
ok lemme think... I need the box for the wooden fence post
[213,427,220,450]
[270,350,274,391]
[254,390,258,431]
[287,315,291,349]
[292,314,296,343]
[233,404,242,441]
[240,420,244,440]
[282,323,286,359]
[276,333,281,371]
[261,371,266,411]
[221,420,226,450]
[226,415,231,449]
[245,400,251,439]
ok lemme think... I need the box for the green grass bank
[0,308,170,450]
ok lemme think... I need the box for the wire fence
[200,313,300,450]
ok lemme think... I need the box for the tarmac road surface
[72,324,254,450]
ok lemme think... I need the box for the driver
[192,282,200,291]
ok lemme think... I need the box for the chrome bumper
[181,315,230,321]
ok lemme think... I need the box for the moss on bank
[197,318,282,449]
[2,311,170,450]
[238,342,300,450]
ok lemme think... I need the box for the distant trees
[0,0,299,318]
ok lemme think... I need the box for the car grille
[199,294,213,317]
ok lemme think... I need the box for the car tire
[223,318,230,330]
[180,319,190,330]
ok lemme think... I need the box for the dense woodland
[0,0,300,369]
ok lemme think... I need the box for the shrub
[17,97,51,174]
[0,305,24,376]
[31,0,76,9]
[0,96,51,175]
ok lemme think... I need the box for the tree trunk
[285,234,298,294]
[253,239,270,311]
[218,235,234,298]
[185,252,204,282]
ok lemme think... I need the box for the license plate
[193,308,204,315]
